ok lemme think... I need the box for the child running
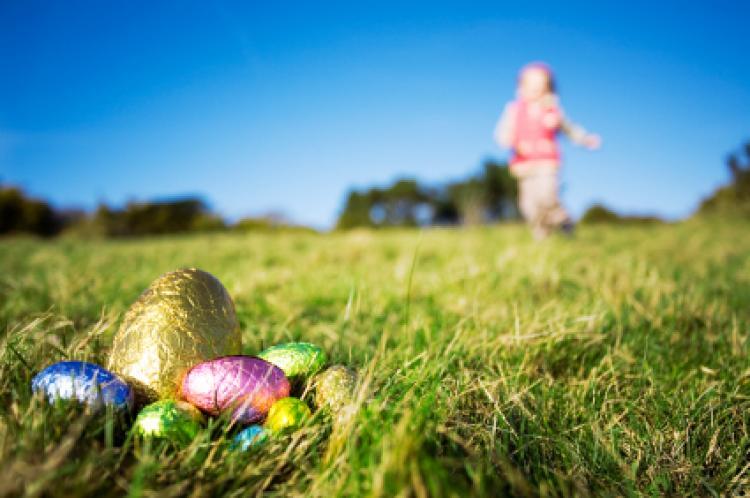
[495,62,600,240]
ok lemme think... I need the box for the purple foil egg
[180,356,290,424]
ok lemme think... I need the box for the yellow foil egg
[264,397,311,434]
[108,268,241,401]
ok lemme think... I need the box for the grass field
[1,221,749,497]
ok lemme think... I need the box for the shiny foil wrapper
[264,397,311,434]
[313,365,356,413]
[180,356,290,424]
[31,361,134,412]
[231,424,269,452]
[108,268,242,401]
[256,342,327,381]
[133,399,204,445]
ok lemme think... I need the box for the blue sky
[1,1,749,228]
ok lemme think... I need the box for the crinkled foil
[231,425,269,451]
[180,356,290,424]
[264,397,311,434]
[108,268,241,402]
[256,342,327,381]
[313,365,356,413]
[31,361,134,412]
[133,399,203,444]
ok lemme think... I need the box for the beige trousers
[512,161,569,240]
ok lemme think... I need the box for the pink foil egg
[179,356,290,424]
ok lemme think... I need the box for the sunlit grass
[0,221,749,496]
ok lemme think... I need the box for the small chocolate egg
[256,342,326,381]
[108,268,242,401]
[264,397,311,434]
[231,425,269,451]
[180,356,290,424]
[314,365,357,413]
[132,399,203,445]
[31,361,133,412]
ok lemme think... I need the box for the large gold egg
[107,268,241,401]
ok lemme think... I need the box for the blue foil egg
[231,425,269,451]
[31,361,134,411]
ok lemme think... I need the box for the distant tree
[0,185,62,236]
[337,191,377,229]
[90,197,225,237]
[443,161,519,225]
[429,188,460,225]
[234,212,314,232]
[580,204,622,224]
[581,203,662,225]
[335,160,519,229]
[379,179,431,227]
[337,179,432,228]
[481,160,519,220]
[190,213,226,232]
[698,140,750,217]
[448,178,486,225]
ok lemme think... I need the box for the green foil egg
[256,342,326,381]
[132,399,203,445]
[314,365,357,413]
[264,397,311,434]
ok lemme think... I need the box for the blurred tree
[234,212,314,233]
[448,178,486,225]
[90,197,225,236]
[580,204,621,224]
[481,160,519,220]
[337,180,431,228]
[0,185,62,236]
[581,203,662,225]
[336,160,519,228]
[380,179,430,227]
[337,191,376,229]
[698,140,750,217]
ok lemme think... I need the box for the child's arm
[560,117,601,150]
[494,102,516,149]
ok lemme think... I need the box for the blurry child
[495,62,600,240]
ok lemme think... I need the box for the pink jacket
[495,96,589,167]
[508,98,561,165]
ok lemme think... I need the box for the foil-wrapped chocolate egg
[313,365,357,413]
[31,361,133,412]
[264,397,311,434]
[180,356,290,424]
[108,268,242,401]
[231,425,269,451]
[132,399,203,445]
[256,342,326,381]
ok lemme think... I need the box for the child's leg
[536,168,570,232]
[519,175,550,240]
[514,162,562,240]
[517,174,537,225]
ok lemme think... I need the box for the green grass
[1,221,749,497]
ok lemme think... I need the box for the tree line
[2,140,748,238]
[336,159,519,228]
[696,141,750,216]
[336,140,750,229]
[0,188,308,238]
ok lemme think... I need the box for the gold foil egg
[108,268,241,401]
[314,365,357,414]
